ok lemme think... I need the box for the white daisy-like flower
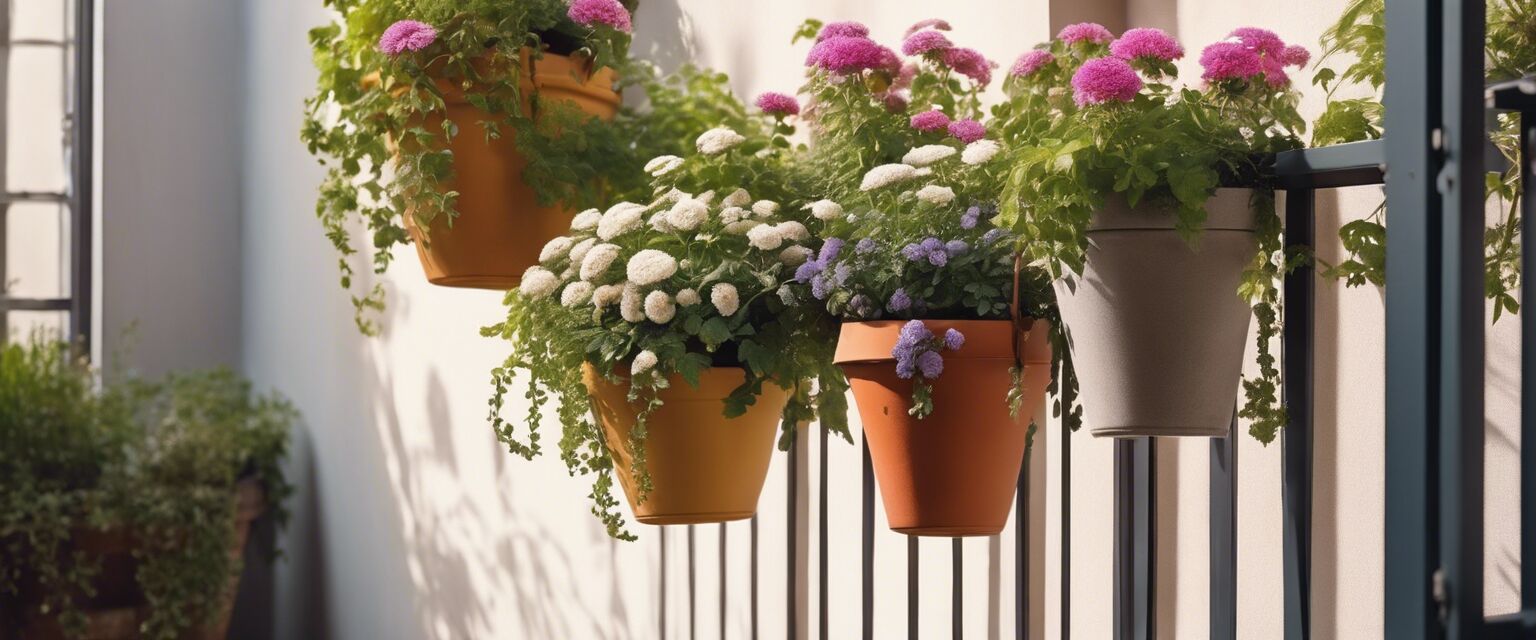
[645,155,684,176]
[779,245,812,266]
[720,206,748,224]
[627,249,679,286]
[570,208,602,230]
[580,243,622,281]
[902,144,957,167]
[620,283,646,323]
[804,199,844,220]
[518,267,560,299]
[746,224,785,251]
[722,188,752,208]
[696,127,746,155]
[539,236,574,264]
[631,350,659,375]
[711,282,740,316]
[751,200,780,218]
[597,202,646,240]
[592,284,623,308]
[961,139,1002,165]
[568,238,596,265]
[648,211,674,232]
[676,288,701,306]
[775,221,810,242]
[723,220,760,235]
[860,163,920,191]
[666,198,710,231]
[916,184,956,205]
[644,290,677,323]
[560,281,594,307]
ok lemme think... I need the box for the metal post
[1283,189,1316,640]
[1113,437,1154,640]
[70,0,93,351]
[1209,413,1238,640]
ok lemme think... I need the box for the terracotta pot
[583,364,789,525]
[834,319,1052,536]
[402,51,621,289]
[9,480,266,640]
[1054,188,1256,438]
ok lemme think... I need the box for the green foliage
[0,337,294,639]
[484,102,850,539]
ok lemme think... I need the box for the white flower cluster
[804,200,843,220]
[902,144,957,167]
[631,350,659,375]
[696,127,746,155]
[570,208,602,230]
[711,282,740,316]
[597,202,646,240]
[666,198,710,231]
[519,266,560,299]
[627,249,679,286]
[916,184,956,205]
[961,139,1001,165]
[861,163,929,191]
[580,243,621,280]
[645,155,683,176]
[539,236,574,263]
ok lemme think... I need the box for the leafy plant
[0,337,294,640]
[993,25,1310,443]
[482,97,849,539]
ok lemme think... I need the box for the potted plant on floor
[482,95,849,539]
[790,18,1056,537]
[302,0,637,333]
[0,338,294,640]
[996,24,1309,442]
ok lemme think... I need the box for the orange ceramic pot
[583,364,790,525]
[835,319,1052,536]
[402,51,621,289]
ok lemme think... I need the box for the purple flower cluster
[1010,50,1055,78]
[794,238,848,300]
[1057,22,1114,45]
[941,47,995,86]
[888,288,912,312]
[807,34,900,74]
[981,228,1008,245]
[1071,57,1144,106]
[1109,28,1184,62]
[377,20,437,55]
[911,109,951,132]
[567,0,633,33]
[1200,27,1309,86]
[755,91,801,117]
[961,206,981,229]
[891,320,964,380]
[947,119,987,143]
[856,238,878,254]
[902,237,952,266]
[902,30,954,56]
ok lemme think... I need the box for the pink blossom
[1057,22,1114,45]
[755,91,801,116]
[910,109,951,132]
[806,36,899,74]
[1199,41,1263,82]
[892,61,919,91]
[1280,44,1311,67]
[567,0,633,33]
[941,47,994,86]
[905,18,953,37]
[1228,27,1285,56]
[1010,50,1056,77]
[884,92,911,113]
[1259,57,1291,87]
[1109,27,1184,62]
[902,30,954,56]
[947,119,987,143]
[377,20,437,55]
[817,21,870,42]
[1071,57,1143,106]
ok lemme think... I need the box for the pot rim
[1087,188,1256,233]
[833,318,1048,366]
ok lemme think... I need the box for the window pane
[6,45,69,192]
[11,0,67,43]
[5,202,70,298]
[6,310,69,342]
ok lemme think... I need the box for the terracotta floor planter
[1054,188,1256,438]
[7,479,266,640]
[835,319,1052,536]
[584,364,790,525]
[403,51,621,289]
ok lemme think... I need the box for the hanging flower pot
[583,364,791,525]
[402,50,622,289]
[834,319,1051,536]
[1054,189,1256,438]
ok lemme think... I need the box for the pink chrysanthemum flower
[1280,44,1311,67]
[1199,41,1263,82]
[910,109,951,132]
[755,92,801,117]
[942,47,994,86]
[905,18,953,37]
[567,0,633,33]
[1057,22,1114,45]
[1259,57,1291,87]
[377,20,437,55]
[817,21,870,42]
[1109,27,1184,62]
[1011,50,1056,77]
[1071,57,1144,106]
[1228,27,1285,56]
[947,119,987,143]
[902,30,954,56]
[806,36,899,74]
